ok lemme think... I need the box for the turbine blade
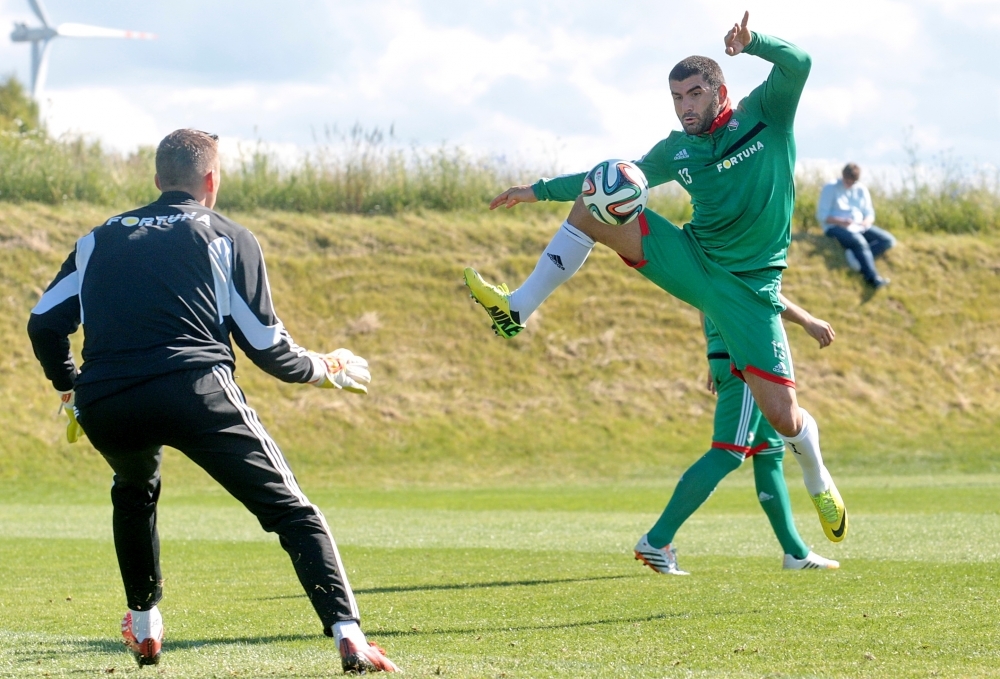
[32,39,52,100]
[27,0,51,28]
[56,22,156,39]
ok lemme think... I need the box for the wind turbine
[10,0,155,100]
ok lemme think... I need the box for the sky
[1,0,999,182]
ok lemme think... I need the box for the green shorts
[708,357,785,458]
[629,210,796,387]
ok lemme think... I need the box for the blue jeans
[825,225,896,284]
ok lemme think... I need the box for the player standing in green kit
[464,12,849,549]
[635,296,840,575]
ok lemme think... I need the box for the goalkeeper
[466,12,847,544]
[27,129,398,674]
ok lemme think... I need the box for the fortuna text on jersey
[716,140,764,172]
[105,213,212,227]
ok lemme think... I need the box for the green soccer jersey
[531,32,811,273]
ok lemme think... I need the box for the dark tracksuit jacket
[27,191,358,628]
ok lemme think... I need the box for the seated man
[816,163,896,288]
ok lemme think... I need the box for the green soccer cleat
[811,480,848,542]
[463,267,525,339]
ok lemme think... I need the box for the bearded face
[671,75,724,135]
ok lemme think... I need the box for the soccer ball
[581,159,648,225]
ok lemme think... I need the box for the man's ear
[204,169,216,193]
[154,174,162,191]
[718,83,729,104]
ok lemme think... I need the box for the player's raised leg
[463,215,595,338]
[466,190,645,337]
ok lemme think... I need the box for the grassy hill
[2,202,999,490]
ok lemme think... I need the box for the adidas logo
[547,253,565,270]
[673,149,689,161]
[773,362,788,375]
[758,492,773,502]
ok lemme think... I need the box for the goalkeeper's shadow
[256,573,641,600]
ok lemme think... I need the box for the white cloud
[698,0,921,50]
[44,88,159,150]
[3,0,999,175]
[797,78,884,129]
[917,0,1000,27]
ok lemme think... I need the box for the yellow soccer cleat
[811,480,848,542]
[463,267,525,339]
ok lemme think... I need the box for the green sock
[753,453,809,559]
[647,449,742,548]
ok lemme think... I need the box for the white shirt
[816,179,875,233]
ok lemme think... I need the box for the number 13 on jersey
[678,168,692,185]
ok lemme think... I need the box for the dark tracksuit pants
[75,364,358,631]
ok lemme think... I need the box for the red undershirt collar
[704,99,733,135]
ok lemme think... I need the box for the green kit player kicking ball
[465,12,848,542]
[635,296,839,575]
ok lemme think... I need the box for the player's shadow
[372,610,704,637]
[20,633,324,663]
[256,573,641,601]
[791,230,882,304]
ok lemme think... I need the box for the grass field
[2,201,1000,676]
[1,467,998,678]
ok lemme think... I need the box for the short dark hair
[155,129,219,188]
[842,163,861,181]
[669,56,725,91]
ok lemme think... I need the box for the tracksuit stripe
[212,365,307,505]
[211,364,360,620]
[736,383,753,447]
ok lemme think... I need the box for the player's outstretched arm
[489,186,538,210]
[779,294,835,348]
[724,10,811,126]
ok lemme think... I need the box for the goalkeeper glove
[58,390,85,444]
[308,348,371,394]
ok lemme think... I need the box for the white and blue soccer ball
[581,159,648,225]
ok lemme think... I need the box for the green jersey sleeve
[741,32,811,128]
[531,172,586,202]
[531,141,677,202]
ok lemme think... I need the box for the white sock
[129,606,163,642]
[332,620,366,646]
[779,408,831,496]
[509,221,595,322]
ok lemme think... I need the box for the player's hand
[804,318,835,348]
[489,186,537,210]
[309,348,371,394]
[705,368,717,395]
[724,11,751,56]
[58,390,85,443]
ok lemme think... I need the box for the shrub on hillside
[0,76,40,134]
[0,72,994,229]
